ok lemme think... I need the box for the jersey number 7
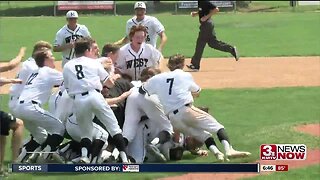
[166,78,174,95]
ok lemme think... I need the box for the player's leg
[127,121,148,163]
[169,107,225,162]
[141,94,173,146]
[91,122,109,163]
[74,95,95,163]
[189,24,209,70]
[91,92,128,163]
[55,90,74,123]
[188,106,251,159]
[31,104,65,160]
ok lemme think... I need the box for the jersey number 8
[75,65,85,80]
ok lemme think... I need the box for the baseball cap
[134,2,146,9]
[66,10,78,19]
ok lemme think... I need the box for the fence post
[113,1,117,16]
[175,2,178,14]
[53,1,57,16]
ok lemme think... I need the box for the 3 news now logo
[122,165,139,172]
[260,144,307,160]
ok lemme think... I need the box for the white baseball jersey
[63,56,109,96]
[116,42,162,81]
[9,57,38,97]
[54,24,91,65]
[142,69,201,114]
[126,15,165,48]
[18,66,63,105]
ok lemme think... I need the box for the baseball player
[15,49,65,163]
[123,68,173,163]
[187,0,238,71]
[115,1,167,52]
[9,41,52,116]
[63,37,129,163]
[141,54,251,162]
[116,25,164,81]
[53,10,91,67]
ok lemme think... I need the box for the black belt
[173,103,191,115]
[19,100,40,105]
[81,89,101,96]
[10,96,19,100]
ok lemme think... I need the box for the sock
[59,143,71,154]
[16,147,27,163]
[81,148,88,158]
[112,148,119,159]
[119,151,128,163]
[42,145,52,159]
[221,140,231,153]
[209,145,221,154]
[151,137,160,145]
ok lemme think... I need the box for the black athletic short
[0,110,16,136]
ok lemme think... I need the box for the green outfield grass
[1,87,319,180]
[0,11,319,61]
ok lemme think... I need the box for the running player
[115,1,167,52]
[53,10,91,67]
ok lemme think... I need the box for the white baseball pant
[123,93,173,143]
[66,114,108,144]
[168,104,224,143]
[73,90,121,141]
[48,89,73,123]
[15,101,65,144]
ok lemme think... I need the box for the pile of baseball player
[7,2,251,164]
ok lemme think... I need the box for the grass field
[1,87,320,179]
[0,12,319,61]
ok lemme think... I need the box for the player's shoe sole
[226,149,251,159]
[186,64,200,72]
[146,144,167,163]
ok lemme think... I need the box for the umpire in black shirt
[187,0,239,71]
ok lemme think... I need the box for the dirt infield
[1,56,320,94]
[160,123,320,180]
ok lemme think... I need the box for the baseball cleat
[232,46,239,61]
[226,147,251,159]
[79,156,90,164]
[186,64,199,72]
[214,152,225,162]
[146,144,167,163]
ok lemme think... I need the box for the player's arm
[190,11,199,17]
[157,31,167,53]
[0,47,26,73]
[200,6,219,22]
[53,32,73,52]
[114,36,129,46]
[105,89,132,106]
[0,78,22,86]
[140,76,157,95]
[187,73,201,97]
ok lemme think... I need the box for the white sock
[151,137,160,145]
[91,156,97,164]
[208,145,221,154]
[59,143,70,153]
[81,147,88,158]
[112,148,119,159]
[119,151,128,163]
[100,150,112,162]
[42,145,51,159]
[27,146,41,161]
[221,140,231,153]
[16,147,27,162]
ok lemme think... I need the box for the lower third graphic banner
[11,164,259,173]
